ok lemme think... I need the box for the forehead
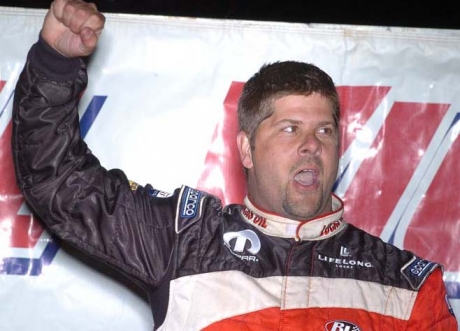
[270,93,334,121]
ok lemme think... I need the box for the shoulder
[343,223,441,290]
[400,256,440,290]
[175,185,223,234]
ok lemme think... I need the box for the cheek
[258,155,287,184]
[253,148,277,172]
[323,149,339,173]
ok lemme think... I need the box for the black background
[1,0,459,30]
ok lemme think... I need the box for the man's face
[237,93,339,221]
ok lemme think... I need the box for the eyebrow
[274,119,302,126]
[274,119,335,126]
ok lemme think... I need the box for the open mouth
[294,169,317,186]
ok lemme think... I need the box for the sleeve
[11,36,177,288]
[406,267,458,330]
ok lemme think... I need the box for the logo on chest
[223,229,261,262]
[325,320,361,331]
[317,245,373,269]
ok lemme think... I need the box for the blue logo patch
[180,187,201,218]
[408,258,434,278]
[401,257,438,290]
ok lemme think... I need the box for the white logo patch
[325,320,361,331]
[223,229,261,261]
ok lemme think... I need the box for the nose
[298,132,321,156]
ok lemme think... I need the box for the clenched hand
[41,0,105,57]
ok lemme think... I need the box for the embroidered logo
[180,187,201,218]
[129,180,138,191]
[325,320,361,331]
[408,258,434,278]
[148,187,172,198]
[340,246,351,257]
[241,206,267,228]
[320,219,343,236]
[223,229,261,262]
[318,246,373,269]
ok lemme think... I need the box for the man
[12,0,458,330]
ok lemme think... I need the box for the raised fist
[41,0,105,57]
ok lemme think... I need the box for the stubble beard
[282,188,325,221]
[282,158,327,220]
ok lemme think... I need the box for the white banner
[1,6,459,330]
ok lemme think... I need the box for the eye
[282,125,298,133]
[317,126,335,135]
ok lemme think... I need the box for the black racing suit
[12,38,458,330]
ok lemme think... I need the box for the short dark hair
[237,61,340,146]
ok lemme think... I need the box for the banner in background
[1,6,459,330]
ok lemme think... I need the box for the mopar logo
[180,188,201,218]
[325,320,361,331]
[223,230,261,261]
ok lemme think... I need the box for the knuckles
[61,0,105,31]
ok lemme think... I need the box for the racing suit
[12,38,458,331]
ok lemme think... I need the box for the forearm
[12,38,175,286]
[12,35,87,221]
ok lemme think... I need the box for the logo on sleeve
[129,180,139,191]
[408,258,434,278]
[180,187,201,218]
[401,257,438,290]
[149,188,172,198]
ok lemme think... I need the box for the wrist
[29,33,82,81]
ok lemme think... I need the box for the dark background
[1,0,459,30]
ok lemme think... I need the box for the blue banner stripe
[80,95,107,138]
[446,282,460,299]
[0,239,60,276]
[333,162,350,193]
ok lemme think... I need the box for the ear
[236,131,253,169]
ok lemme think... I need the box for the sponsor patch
[223,229,261,262]
[180,187,202,218]
[325,320,361,331]
[401,257,438,290]
[320,219,343,237]
[340,246,351,257]
[317,245,373,269]
[175,186,204,234]
[148,187,172,198]
[241,206,267,228]
[129,180,138,191]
